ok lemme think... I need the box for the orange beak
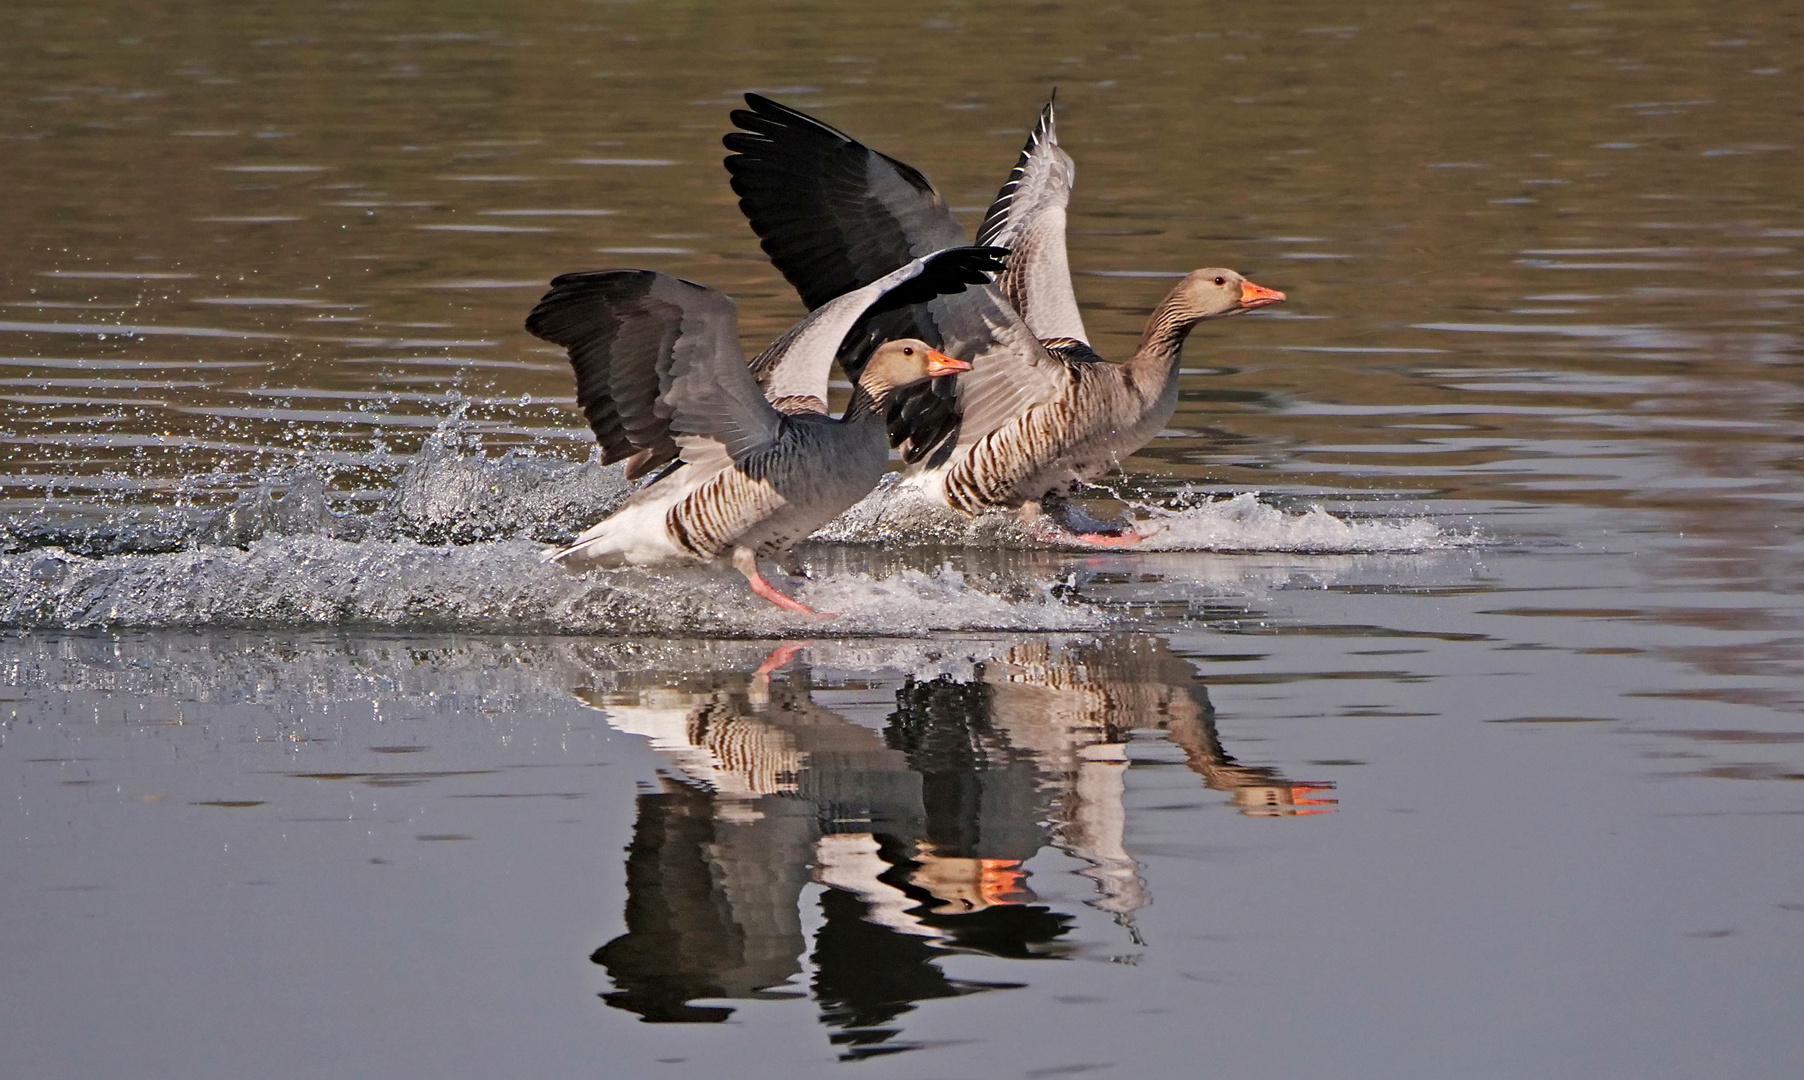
[925,348,972,377]
[978,859,1030,905]
[1238,280,1286,310]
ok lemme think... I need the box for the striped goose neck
[1129,288,1208,387]
[839,383,882,424]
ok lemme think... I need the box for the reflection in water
[580,634,1332,1055]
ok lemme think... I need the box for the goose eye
[1213,276,1226,286]
[902,346,914,356]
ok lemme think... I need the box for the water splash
[1,426,633,557]
[0,535,1105,634]
[383,431,631,545]
[1134,492,1454,553]
[816,475,1463,553]
[0,420,1459,632]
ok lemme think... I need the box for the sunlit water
[2,2,1801,1078]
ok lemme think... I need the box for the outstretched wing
[525,271,782,476]
[975,94,1089,345]
[724,94,1075,468]
[723,93,968,310]
[526,249,1009,473]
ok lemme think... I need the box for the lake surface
[3,2,1801,1077]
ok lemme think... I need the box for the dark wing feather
[723,93,968,310]
[749,245,1007,403]
[524,270,680,476]
[525,271,778,476]
[834,280,1069,465]
[724,96,1071,467]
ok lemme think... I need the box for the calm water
[3,1,1802,1077]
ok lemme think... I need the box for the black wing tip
[524,269,663,342]
[545,268,654,289]
[909,244,1009,296]
[924,244,1009,280]
[733,91,854,143]
[723,96,858,171]
[855,244,1006,327]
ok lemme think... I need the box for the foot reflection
[580,634,1334,1054]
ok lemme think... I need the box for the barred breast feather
[940,363,1149,512]
[667,418,888,559]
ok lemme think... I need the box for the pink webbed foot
[734,547,840,618]
[1074,522,1167,547]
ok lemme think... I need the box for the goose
[722,94,1284,542]
[524,245,1001,615]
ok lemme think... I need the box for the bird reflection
[578,634,1333,1056]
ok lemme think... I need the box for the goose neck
[840,383,881,424]
[1129,288,1204,385]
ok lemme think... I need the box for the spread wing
[724,94,1074,466]
[975,94,1089,345]
[526,249,1009,473]
[723,93,968,311]
[525,271,782,476]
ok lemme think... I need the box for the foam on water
[0,420,1462,633]
[0,535,1104,635]
[1134,492,1453,553]
[816,474,1462,553]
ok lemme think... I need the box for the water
[3,2,1802,1077]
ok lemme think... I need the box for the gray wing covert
[930,290,1074,459]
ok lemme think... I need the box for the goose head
[857,338,972,406]
[1170,268,1286,321]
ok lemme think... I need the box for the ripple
[38,271,198,280]
[0,320,281,340]
[194,216,304,224]
[414,224,554,233]
[478,208,615,217]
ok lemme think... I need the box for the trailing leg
[732,546,837,618]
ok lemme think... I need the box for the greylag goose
[723,94,1284,542]
[525,245,1001,614]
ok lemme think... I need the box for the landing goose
[723,94,1284,541]
[525,245,1000,614]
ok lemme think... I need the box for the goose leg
[732,546,838,618]
[1075,530,1149,547]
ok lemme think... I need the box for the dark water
[3,2,1802,1077]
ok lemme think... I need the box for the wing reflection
[579,634,1333,1054]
